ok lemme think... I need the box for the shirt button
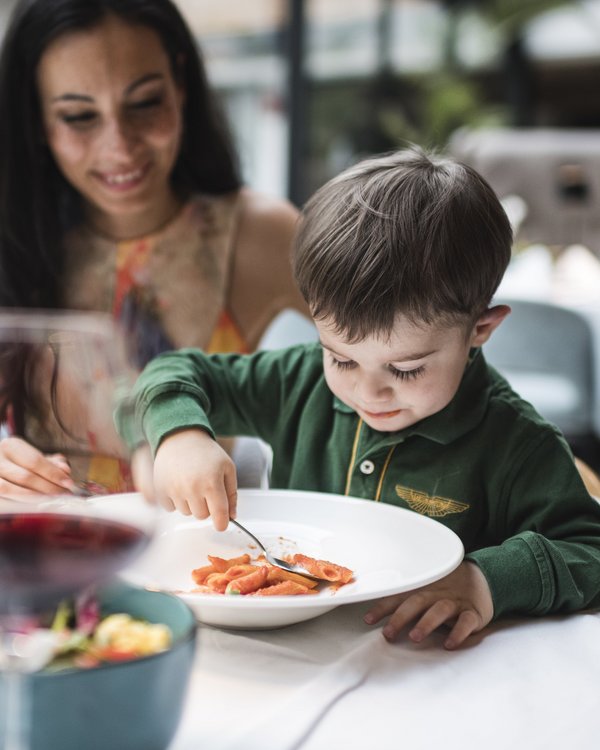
[359,460,375,475]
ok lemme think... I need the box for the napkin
[219,629,386,750]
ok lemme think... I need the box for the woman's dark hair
[293,146,513,341]
[0,0,242,309]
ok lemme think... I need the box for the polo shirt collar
[332,348,492,446]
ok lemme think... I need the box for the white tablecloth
[169,604,600,750]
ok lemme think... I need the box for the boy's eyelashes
[328,355,425,381]
[389,365,425,381]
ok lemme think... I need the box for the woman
[0,0,308,495]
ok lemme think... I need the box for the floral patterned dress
[24,192,249,492]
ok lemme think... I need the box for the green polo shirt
[125,343,600,620]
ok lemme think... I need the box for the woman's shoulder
[234,187,300,253]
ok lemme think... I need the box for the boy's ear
[469,304,511,347]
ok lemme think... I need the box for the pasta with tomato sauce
[190,553,353,596]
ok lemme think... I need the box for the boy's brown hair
[292,147,512,340]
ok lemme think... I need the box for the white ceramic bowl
[122,489,464,630]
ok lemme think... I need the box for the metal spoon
[229,518,324,582]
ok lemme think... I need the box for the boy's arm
[467,432,600,619]
[365,431,600,648]
[117,344,322,526]
[126,344,319,457]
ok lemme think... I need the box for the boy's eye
[389,365,425,381]
[330,355,355,371]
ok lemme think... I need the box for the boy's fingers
[443,610,481,650]
[157,494,176,513]
[376,593,431,641]
[224,463,238,521]
[187,492,209,520]
[408,598,457,643]
[363,593,406,625]
[131,445,155,500]
[171,493,193,516]
[207,479,234,531]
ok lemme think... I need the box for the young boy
[122,147,600,649]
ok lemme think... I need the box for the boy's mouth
[361,408,403,420]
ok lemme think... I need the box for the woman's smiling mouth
[96,164,149,189]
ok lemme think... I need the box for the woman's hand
[135,429,237,531]
[364,561,494,650]
[0,436,75,496]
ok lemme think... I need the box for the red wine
[0,513,149,615]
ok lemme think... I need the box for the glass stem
[5,669,30,750]
[1,631,32,750]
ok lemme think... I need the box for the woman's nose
[101,116,138,156]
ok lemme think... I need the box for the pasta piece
[265,566,319,589]
[253,581,318,596]
[292,554,353,584]
[191,564,215,585]
[204,573,231,594]
[224,564,258,580]
[225,566,269,595]
[207,554,251,573]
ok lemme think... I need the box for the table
[169,604,600,750]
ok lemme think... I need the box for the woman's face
[36,13,185,239]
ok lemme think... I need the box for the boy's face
[316,308,508,433]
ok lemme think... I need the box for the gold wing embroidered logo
[395,485,469,517]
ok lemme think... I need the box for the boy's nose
[355,376,392,403]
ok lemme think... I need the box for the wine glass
[0,310,154,750]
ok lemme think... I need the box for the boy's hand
[142,429,237,531]
[0,436,75,496]
[364,561,493,650]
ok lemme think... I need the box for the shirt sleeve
[467,430,600,619]
[121,344,321,456]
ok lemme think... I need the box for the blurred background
[3,0,598,209]
[83,0,600,208]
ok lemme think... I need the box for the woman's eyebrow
[51,73,164,103]
[124,72,164,95]
[52,92,93,103]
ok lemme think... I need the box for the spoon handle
[229,518,267,554]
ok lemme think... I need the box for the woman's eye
[130,95,163,111]
[60,111,97,126]
[389,366,425,381]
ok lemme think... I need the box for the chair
[235,310,317,487]
[483,299,596,450]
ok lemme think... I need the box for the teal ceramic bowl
[2,582,197,750]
